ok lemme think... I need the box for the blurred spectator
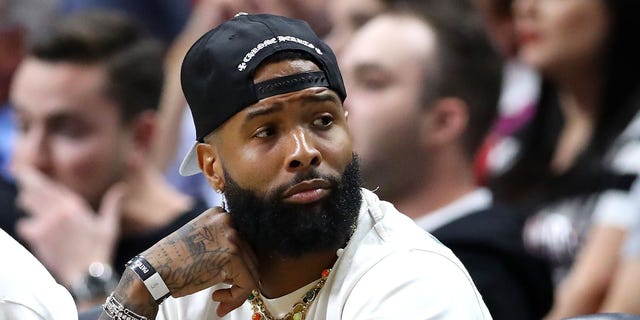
[5,10,208,310]
[0,0,57,180]
[341,0,552,318]
[471,0,540,185]
[489,0,640,318]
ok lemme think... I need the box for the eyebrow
[47,112,82,126]
[244,103,284,122]
[243,93,341,122]
[301,93,342,106]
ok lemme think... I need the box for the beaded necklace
[248,268,331,320]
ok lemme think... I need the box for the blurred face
[341,14,436,193]
[10,58,132,207]
[324,0,386,56]
[201,59,360,256]
[472,0,518,57]
[514,0,610,76]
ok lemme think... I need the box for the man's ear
[127,110,156,170]
[421,97,468,148]
[196,143,225,192]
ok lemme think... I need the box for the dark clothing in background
[432,205,554,320]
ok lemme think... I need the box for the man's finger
[13,166,51,192]
[98,182,128,225]
[13,167,78,216]
[15,187,60,218]
[212,285,254,317]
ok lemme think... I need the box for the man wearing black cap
[99,13,491,320]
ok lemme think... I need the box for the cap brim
[178,142,201,176]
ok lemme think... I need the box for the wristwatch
[71,262,119,302]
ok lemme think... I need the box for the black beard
[224,154,362,257]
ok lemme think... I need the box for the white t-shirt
[0,229,78,320]
[158,189,491,319]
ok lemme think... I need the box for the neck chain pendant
[248,268,331,320]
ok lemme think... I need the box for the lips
[517,29,540,46]
[282,178,332,203]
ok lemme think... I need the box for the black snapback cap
[179,13,346,176]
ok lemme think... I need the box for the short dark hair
[393,0,503,160]
[28,10,164,123]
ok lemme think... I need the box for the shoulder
[340,248,490,319]
[341,192,458,278]
[331,192,490,318]
[0,230,78,320]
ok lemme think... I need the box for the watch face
[72,263,119,301]
[87,272,115,295]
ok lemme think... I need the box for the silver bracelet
[103,292,148,320]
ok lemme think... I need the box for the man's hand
[143,207,259,317]
[13,166,126,287]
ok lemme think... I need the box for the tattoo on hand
[155,222,238,292]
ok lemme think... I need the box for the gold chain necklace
[248,268,331,320]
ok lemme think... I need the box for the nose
[284,127,322,171]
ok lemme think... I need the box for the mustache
[269,170,340,199]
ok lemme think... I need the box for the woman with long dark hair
[489,0,640,318]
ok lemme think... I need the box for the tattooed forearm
[99,208,251,319]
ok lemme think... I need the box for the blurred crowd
[0,0,639,319]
